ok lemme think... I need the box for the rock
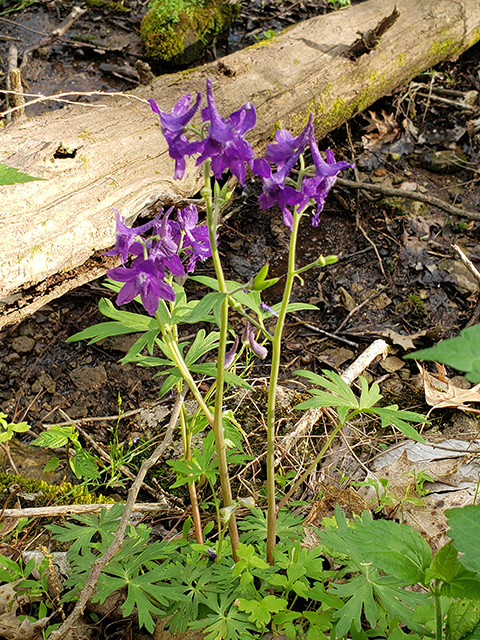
[69,366,107,392]
[438,259,479,295]
[69,404,89,419]
[31,372,56,395]
[11,336,35,353]
[417,148,467,174]
[318,347,354,368]
[380,356,405,373]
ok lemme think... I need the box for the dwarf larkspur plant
[54,79,445,639]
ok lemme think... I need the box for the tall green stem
[434,580,443,640]
[203,163,239,557]
[266,208,301,565]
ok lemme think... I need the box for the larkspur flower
[243,321,268,359]
[301,130,354,226]
[265,126,311,171]
[107,258,175,316]
[260,301,278,316]
[176,204,213,272]
[149,207,185,277]
[253,115,313,231]
[104,210,155,263]
[149,92,202,180]
[196,78,256,185]
[224,335,239,369]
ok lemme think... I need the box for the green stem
[266,208,302,566]
[179,404,203,544]
[434,580,443,640]
[203,162,239,558]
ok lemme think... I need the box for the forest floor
[1,0,480,638]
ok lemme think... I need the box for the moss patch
[141,0,240,64]
[0,473,113,507]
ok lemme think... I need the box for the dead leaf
[418,363,480,414]
[380,328,428,351]
[362,110,401,149]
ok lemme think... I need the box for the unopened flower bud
[224,335,239,369]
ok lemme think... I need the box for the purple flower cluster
[253,117,354,231]
[106,205,212,316]
[149,79,256,185]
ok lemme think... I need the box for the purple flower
[224,335,239,369]
[177,204,213,272]
[206,548,217,561]
[149,93,202,180]
[301,131,354,226]
[149,208,185,277]
[107,259,175,316]
[265,126,310,171]
[242,321,268,359]
[104,210,154,263]
[196,79,256,185]
[253,158,304,231]
[253,115,313,231]
[260,302,278,316]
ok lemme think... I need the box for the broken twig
[336,177,480,221]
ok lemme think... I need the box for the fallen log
[1,0,480,328]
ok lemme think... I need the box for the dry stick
[336,177,480,221]
[0,502,177,519]
[291,314,359,347]
[358,223,387,280]
[0,89,149,119]
[452,244,480,283]
[416,91,479,111]
[48,388,186,640]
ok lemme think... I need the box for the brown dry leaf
[362,110,401,148]
[305,484,370,525]
[418,362,480,414]
[380,328,428,351]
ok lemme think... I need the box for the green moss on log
[141,0,240,63]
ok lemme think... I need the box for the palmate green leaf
[181,292,226,324]
[186,363,254,391]
[464,619,480,640]
[48,503,124,556]
[446,600,480,640]
[332,570,432,638]
[271,302,319,314]
[358,376,383,409]
[119,329,161,364]
[404,325,480,383]
[185,330,220,365]
[428,541,480,598]
[0,162,46,185]
[370,406,426,443]
[446,505,480,575]
[191,591,258,640]
[295,370,358,406]
[70,448,100,480]
[346,516,432,584]
[237,595,288,628]
[66,321,143,344]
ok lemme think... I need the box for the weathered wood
[1,0,480,328]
